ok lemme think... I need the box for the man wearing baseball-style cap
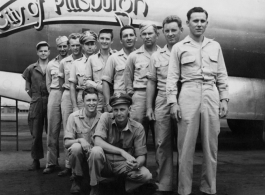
[22,41,50,171]
[88,93,152,195]
[43,36,69,174]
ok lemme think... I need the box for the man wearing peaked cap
[43,36,69,174]
[124,21,160,145]
[88,93,152,195]
[69,30,98,115]
[22,41,50,171]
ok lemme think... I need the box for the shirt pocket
[135,62,149,79]
[115,64,125,79]
[181,56,196,65]
[65,70,70,80]
[92,64,103,81]
[76,73,85,85]
[158,60,169,80]
[51,70,59,85]
[209,53,218,75]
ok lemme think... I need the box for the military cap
[56,36,68,45]
[109,93,132,107]
[80,30,97,44]
[36,41,50,49]
[139,21,158,33]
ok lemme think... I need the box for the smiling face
[120,28,137,49]
[84,93,98,113]
[163,22,182,46]
[140,26,158,47]
[37,45,50,60]
[187,12,208,38]
[57,41,68,57]
[82,41,97,56]
[98,33,113,50]
[113,104,130,124]
[69,38,82,56]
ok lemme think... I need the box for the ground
[0,113,265,195]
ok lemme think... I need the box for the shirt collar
[136,45,160,57]
[97,49,113,58]
[183,35,213,48]
[78,108,102,128]
[160,44,170,56]
[33,60,46,75]
[111,115,132,132]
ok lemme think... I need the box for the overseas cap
[80,30,97,44]
[109,93,132,107]
[36,41,50,49]
[56,36,68,45]
[139,21,158,34]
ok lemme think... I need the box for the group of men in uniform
[22,7,228,195]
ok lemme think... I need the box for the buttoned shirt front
[166,35,229,104]
[147,45,170,92]
[93,112,147,157]
[22,61,49,98]
[102,49,130,92]
[69,56,88,90]
[46,55,60,92]
[59,54,84,89]
[85,50,113,87]
[124,45,160,95]
[64,108,102,144]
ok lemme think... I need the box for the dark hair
[82,87,99,100]
[187,7,208,21]
[162,15,182,28]
[120,25,136,39]
[98,29,113,40]
[37,44,50,51]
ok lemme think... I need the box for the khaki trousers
[46,89,62,167]
[61,89,73,168]
[177,82,220,195]
[154,91,173,191]
[88,146,152,192]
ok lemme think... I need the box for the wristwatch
[221,98,229,102]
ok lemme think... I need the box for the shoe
[202,193,216,195]
[43,166,56,174]
[153,191,174,195]
[58,168,71,177]
[70,176,82,194]
[90,185,100,195]
[28,159,40,171]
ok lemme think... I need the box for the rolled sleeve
[68,64,77,84]
[102,56,115,84]
[124,54,135,95]
[22,66,31,82]
[64,114,76,140]
[58,62,64,78]
[93,113,108,140]
[216,46,229,100]
[166,45,180,104]
[134,126,147,157]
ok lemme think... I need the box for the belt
[157,90,167,97]
[134,88,146,91]
[184,80,215,86]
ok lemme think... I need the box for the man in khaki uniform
[64,88,102,194]
[102,25,137,112]
[166,7,229,195]
[146,15,183,194]
[84,29,114,112]
[58,33,86,176]
[124,22,160,139]
[22,41,50,171]
[43,36,69,174]
[69,31,97,111]
[89,93,152,195]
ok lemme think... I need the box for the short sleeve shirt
[68,56,88,90]
[64,109,102,145]
[93,112,147,157]
[102,49,129,91]
[46,56,60,91]
[147,45,170,92]
[22,61,49,98]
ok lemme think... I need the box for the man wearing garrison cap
[22,41,50,171]
[88,93,152,195]
[58,33,86,176]
[69,30,97,112]
[124,21,160,142]
[43,36,69,174]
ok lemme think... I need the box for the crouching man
[64,88,102,194]
[89,93,152,195]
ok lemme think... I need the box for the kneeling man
[64,88,102,194]
[89,93,152,195]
